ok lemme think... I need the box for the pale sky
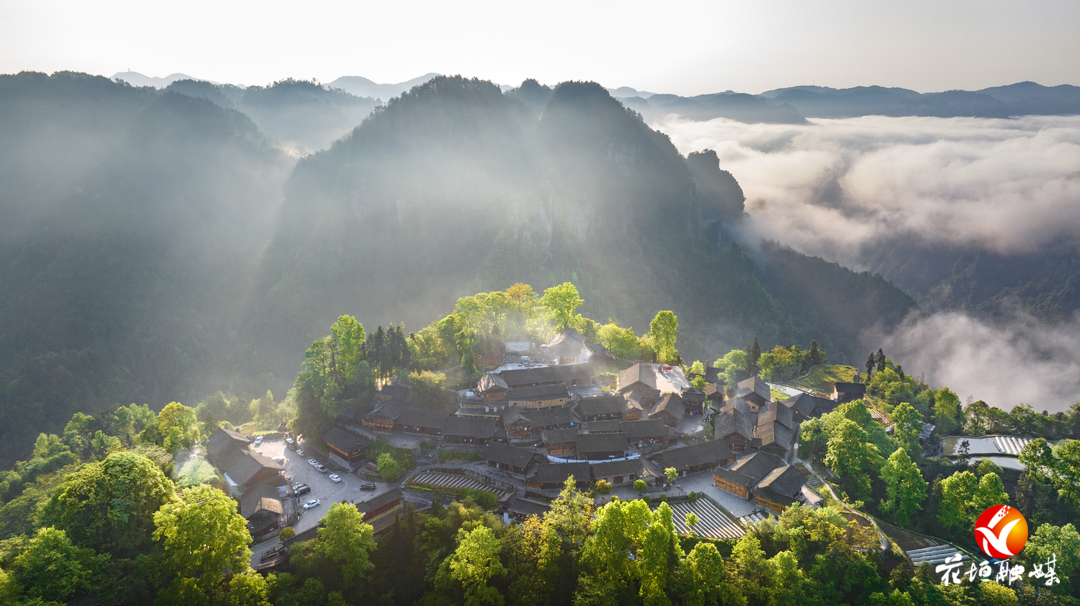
[2,0,1078,95]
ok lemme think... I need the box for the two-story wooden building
[357,487,404,535]
[651,439,735,476]
[483,443,541,477]
[322,426,372,472]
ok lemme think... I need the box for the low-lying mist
[654,113,1080,413]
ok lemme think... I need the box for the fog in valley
[656,114,1080,412]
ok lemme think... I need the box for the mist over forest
[1,69,1079,465]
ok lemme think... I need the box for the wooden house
[782,393,837,421]
[395,407,449,436]
[712,451,784,499]
[506,384,569,409]
[443,415,507,445]
[590,458,647,485]
[578,395,631,421]
[649,393,687,427]
[651,439,734,476]
[322,426,371,472]
[735,376,772,412]
[622,419,670,447]
[540,427,579,456]
[832,382,866,403]
[484,443,541,477]
[713,406,756,452]
[752,465,806,514]
[576,433,629,460]
[358,488,404,535]
[526,462,591,490]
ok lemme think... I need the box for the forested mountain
[0,71,294,466]
[0,71,918,465]
[165,78,381,153]
[243,76,917,389]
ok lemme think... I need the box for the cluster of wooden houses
[205,429,288,541]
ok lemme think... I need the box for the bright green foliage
[409,370,452,410]
[714,349,748,390]
[63,412,96,459]
[932,387,963,435]
[757,344,814,382]
[976,458,1004,478]
[39,451,174,557]
[687,360,706,391]
[12,526,106,604]
[634,479,647,493]
[938,471,978,531]
[541,282,584,331]
[664,467,678,484]
[890,403,923,462]
[824,419,883,501]
[867,365,934,416]
[769,550,810,606]
[330,315,367,384]
[679,542,734,606]
[315,502,377,589]
[594,479,612,495]
[972,472,1010,513]
[449,526,506,606]
[157,402,200,453]
[1020,438,1080,510]
[731,534,772,604]
[976,581,1019,606]
[648,311,679,364]
[294,317,378,440]
[685,512,699,530]
[1020,523,1080,595]
[547,477,594,550]
[378,452,404,482]
[880,448,927,526]
[152,484,252,594]
[597,321,643,360]
[638,502,681,606]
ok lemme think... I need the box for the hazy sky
[2,0,1078,94]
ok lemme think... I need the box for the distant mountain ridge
[327,73,441,100]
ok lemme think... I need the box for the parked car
[361,483,377,491]
[303,499,321,510]
[273,456,284,464]
[308,459,318,466]
[253,436,263,447]
[294,484,311,496]
[285,437,295,446]
[295,449,305,457]
[316,464,329,473]
[328,474,342,483]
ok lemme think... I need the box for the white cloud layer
[877,310,1080,414]
[656,114,1080,266]
[655,114,1080,413]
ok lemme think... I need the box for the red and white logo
[974,505,1028,559]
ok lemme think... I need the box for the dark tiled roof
[737,376,772,401]
[782,393,836,418]
[833,382,866,394]
[443,415,506,439]
[755,421,797,453]
[590,458,645,479]
[506,496,551,517]
[576,433,629,455]
[723,396,755,415]
[618,363,657,391]
[578,395,630,417]
[757,403,796,431]
[395,407,450,430]
[704,383,724,400]
[650,393,686,420]
[682,388,705,404]
[207,428,250,459]
[378,384,411,400]
[358,487,403,514]
[221,449,283,488]
[624,384,662,406]
[621,419,667,439]
[513,405,575,428]
[240,483,284,519]
[729,451,784,484]
[366,400,404,421]
[545,328,586,360]
[755,465,805,497]
[323,426,370,452]
[582,419,624,433]
[541,428,580,445]
[652,440,733,471]
[483,443,538,469]
[506,384,569,402]
[713,408,756,441]
[704,367,723,385]
[497,363,594,388]
[530,462,591,485]
[478,373,510,394]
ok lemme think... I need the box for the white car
[308,459,318,466]
[253,436,263,447]
[295,449,305,457]
[303,499,321,510]
[272,457,284,464]
[329,474,342,483]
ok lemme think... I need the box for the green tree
[715,349,748,391]
[40,451,174,557]
[330,315,367,384]
[664,467,679,485]
[597,321,642,360]
[157,402,200,452]
[880,448,927,526]
[316,502,377,589]
[685,512,699,532]
[731,534,772,604]
[687,360,706,391]
[679,541,737,606]
[938,471,978,531]
[746,339,761,377]
[639,502,681,606]
[449,526,506,606]
[824,419,883,501]
[12,526,106,604]
[540,282,584,331]
[1020,438,1080,510]
[378,452,404,482]
[932,388,962,435]
[594,479,612,495]
[890,403,924,462]
[649,311,679,364]
[1020,523,1080,595]
[866,353,876,378]
[153,484,252,595]
[634,479,648,493]
[972,472,1010,513]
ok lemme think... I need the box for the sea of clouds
[655,114,1080,412]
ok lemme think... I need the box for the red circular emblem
[974,505,1028,559]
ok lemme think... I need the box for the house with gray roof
[527,461,591,489]
[443,415,507,445]
[712,451,786,500]
[782,392,837,421]
[735,375,772,412]
[240,482,285,540]
[541,427,579,456]
[206,428,251,462]
[752,465,807,513]
[622,419,670,446]
[714,406,756,452]
[590,458,648,485]
[484,443,541,476]
[651,439,734,475]
[649,392,687,427]
[219,448,283,498]
[578,395,632,421]
[576,432,629,460]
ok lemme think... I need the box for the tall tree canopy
[540,282,584,331]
